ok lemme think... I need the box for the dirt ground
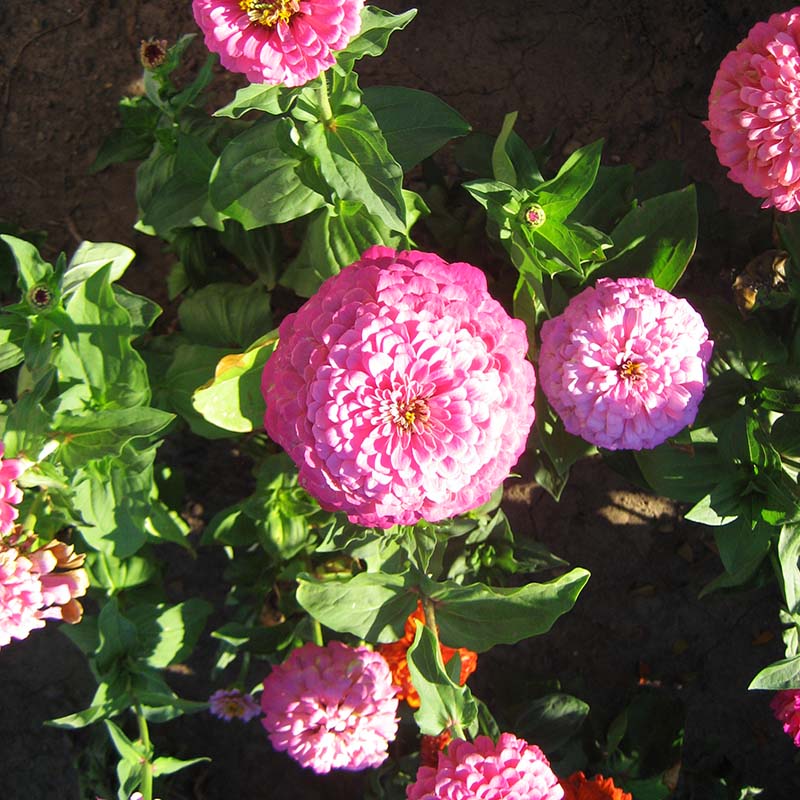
[2,0,799,798]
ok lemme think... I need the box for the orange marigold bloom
[377,602,477,708]
[560,772,632,800]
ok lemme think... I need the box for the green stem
[312,617,324,647]
[136,706,154,800]
[317,73,334,126]
[421,594,438,637]
[449,718,466,741]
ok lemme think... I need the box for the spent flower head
[260,640,399,773]
[539,277,712,451]
[706,7,800,210]
[192,0,365,87]
[262,246,536,528]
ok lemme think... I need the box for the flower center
[239,0,300,26]
[524,204,546,228]
[618,358,645,381]
[389,396,430,432]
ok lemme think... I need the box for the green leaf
[113,286,162,338]
[779,524,800,614]
[179,282,272,349]
[363,86,470,171]
[90,96,160,173]
[141,132,225,235]
[515,693,590,752]
[48,674,131,729]
[601,186,698,290]
[1,234,53,297]
[96,599,138,673]
[152,756,211,777]
[212,621,296,654]
[210,117,325,228]
[406,622,477,736]
[423,568,590,652]
[773,413,800,459]
[335,6,417,70]
[533,140,604,223]
[713,518,772,576]
[192,330,278,433]
[84,551,156,594]
[62,241,135,297]
[296,570,419,642]
[572,164,634,230]
[302,109,406,231]
[749,654,800,690]
[105,719,149,763]
[684,482,743,527]
[214,84,297,118]
[128,599,212,669]
[53,407,174,470]
[492,111,522,186]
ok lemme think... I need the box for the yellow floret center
[618,358,645,381]
[239,0,300,27]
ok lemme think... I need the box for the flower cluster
[560,771,632,800]
[406,733,564,800]
[0,442,24,535]
[262,246,537,528]
[0,533,89,649]
[192,0,365,87]
[378,602,477,708]
[706,7,800,211]
[771,689,800,747]
[209,688,261,722]
[539,277,712,451]
[261,640,399,773]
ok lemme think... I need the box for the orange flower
[420,731,452,767]
[560,772,632,800]
[377,602,477,708]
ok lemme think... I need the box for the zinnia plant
[261,246,537,527]
[192,0,365,86]
[260,640,399,773]
[771,689,800,747]
[538,277,713,451]
[707,6,800,211]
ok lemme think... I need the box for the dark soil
[2,1,799,799]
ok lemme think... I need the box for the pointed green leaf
[335,6,417,70]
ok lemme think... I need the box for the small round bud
[524,203,546,228]
[26,283,55,312]
[139,38,169,70]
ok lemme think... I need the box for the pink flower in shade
[539,278,713,451]
[260,640,399,774]
[406,733,564,800]
[261,246,536,529]
[209,688,261,722]
[0,442,24,535]
[0,536,88,649]
[192,0,364,87]
[706,8,800,211]
[771,689,800,747]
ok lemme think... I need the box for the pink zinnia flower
[192,0,364,87]
[539,278,712,451]
[261,246,536,529]
[0,537,89,649]
[706,7,800,211]
[209,688,261,722]
[406,733,564,800]
[771,689,800,747]
[0,442,24,535]
[260,640,399,773]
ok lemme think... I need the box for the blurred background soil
[2,1,800,798]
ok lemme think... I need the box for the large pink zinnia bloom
[0,538,88,648]
[0,442,24,535]
[771,689,800,747]
[539,278,712,451]
[406,733,564,800]
[260,640,399,773]
[706,7,800,211]
[192,0,364,87]
[261,246,536,529]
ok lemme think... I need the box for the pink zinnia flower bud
[539,278,712,451]
[262,246,536,529]
[0,442,24,535]
[706,7,800,211]
[0,536,89,648]
[192,0,364,87]
[771,689,800,747]
[209,688,261,722]
[406,733,564,800]
[260,640,399,773]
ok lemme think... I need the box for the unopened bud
[140,38,169,70]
